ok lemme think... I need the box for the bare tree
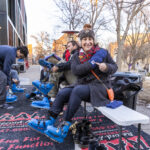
[31,31,52,60]
[53,0,108,33]
[122,10,150,70]
[53,0,85,30]
[106,0,150,71]
[84,0,109,33]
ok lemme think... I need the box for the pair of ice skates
[6,83,25,103]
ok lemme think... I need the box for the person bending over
[0,45,28,109]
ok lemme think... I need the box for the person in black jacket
[0,45,28,109]
[47,40,79,98]
[31,41,79,109]
[51,40,79,73]
[28,29,118,143]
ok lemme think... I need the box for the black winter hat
[79,29,95,40]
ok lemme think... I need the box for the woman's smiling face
[81,37,94,52]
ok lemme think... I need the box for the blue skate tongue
[106,100,123,109]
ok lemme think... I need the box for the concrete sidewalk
[19,65,41,85]
[19,65,150,135]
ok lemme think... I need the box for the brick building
[0,0,27,46]
[52,31,79,58]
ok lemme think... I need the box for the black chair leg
[84,101,86,118]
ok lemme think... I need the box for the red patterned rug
[0,86,149,150]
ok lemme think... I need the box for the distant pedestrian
[135,62,141,72]
[128,63,132,71]
[144,64,149,75]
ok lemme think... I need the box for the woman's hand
[96,62,108,72]
[6,85,9,91]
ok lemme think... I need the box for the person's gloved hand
[88,49,107,68]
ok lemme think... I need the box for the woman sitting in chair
[28,29,118,143]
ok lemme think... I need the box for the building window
[18,38,21,46]
[15,34,18,46]
[18,0,21,8]
[25,14,27,29]
[23,26,25,44]
[8,0,16,26]
[13,31,16,46]
[8,22,13,46]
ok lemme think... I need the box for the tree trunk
[116,44,122,71]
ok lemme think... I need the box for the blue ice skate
[38,59,53,69]
[28,117,55,134]
[26,90,41,99]
[11,83,24,93]
[26,93,30,99]
[44,121,72,143]
[32,80,54,95]
[31,97,51,109]
[34,90,41,95]
[6,93,18,103]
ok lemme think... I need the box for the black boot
[72,119,93,148]
[80,119,93,147]
[73,121,83,144]
[88,139,106,150]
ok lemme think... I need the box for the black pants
[49,84,90,121]
[0,71,7,105]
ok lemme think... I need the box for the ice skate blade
[31,104,50,110]
[28,122,46,135]
[45,130,64,143]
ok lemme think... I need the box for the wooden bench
[95,105,150,150]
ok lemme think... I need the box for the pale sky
[25,0,64,45]
[24,0,116,48]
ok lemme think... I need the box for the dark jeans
[49,84,90,121]
[0,71,7,104]
[10,69,19,81]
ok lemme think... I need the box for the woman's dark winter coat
[71,49,118,107]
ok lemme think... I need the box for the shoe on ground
[11,83,24,93]
[59,112,63,116]
[31,97,50,105]
[31,97,51,109]
[6,94,18,103]
[0,103,14,109]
